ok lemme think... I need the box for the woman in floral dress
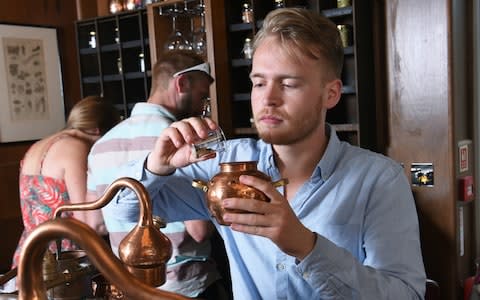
[11,95,120,268]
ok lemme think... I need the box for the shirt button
[276,263,285,271]
[303,272,310,279]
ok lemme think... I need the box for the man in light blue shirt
[109,7,426,299]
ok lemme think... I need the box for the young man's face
[250,36,336,145]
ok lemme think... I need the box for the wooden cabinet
[75,1,377,148]
[319,1,377,150]
[76,9,151,119]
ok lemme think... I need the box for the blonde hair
[150,50,206,94]
[253,8,344,79]
[66,96,120,135]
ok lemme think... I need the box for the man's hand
[221,175,316,260]
[146,117,219,175]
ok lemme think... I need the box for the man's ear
[324,78,342,109]
[174,74,191,93]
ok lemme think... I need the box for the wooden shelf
[321,6,353,18]
[332,123,359,132]
[96,1,376,149]
[230,23,255,32]
[232,58,252,67]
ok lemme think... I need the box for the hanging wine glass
[183,0,192,15]
[164,4,192,51]
[196,0,205,14]
[191,10,206,56]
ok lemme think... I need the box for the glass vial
[337,25,352,48]
[117,57,123,74]
[242,2,254,23]
[243,37,253,59]
[274,0,285,9]
[139,53,145,72]
[337,0,352,8]
[115,27,120,44]
[88,31,96,48]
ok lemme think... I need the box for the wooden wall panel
[383,0,475,299]
[0,0,81,273]
[0,160,24,272]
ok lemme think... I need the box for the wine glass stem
[172,15,177,32]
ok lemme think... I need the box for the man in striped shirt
[86,50,226,299]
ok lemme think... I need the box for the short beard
[176,93,194,119]
[256,110,323,146]
[257,125,294,145]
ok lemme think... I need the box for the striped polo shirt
[87,102,221,297]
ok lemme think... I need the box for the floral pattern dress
[12,138,78,269]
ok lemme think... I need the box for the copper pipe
[17,218,190,300]
[54,177,150,224]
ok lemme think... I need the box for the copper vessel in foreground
[192,161,288,225]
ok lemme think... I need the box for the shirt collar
[131,102,177,123]
[259,124,342,181]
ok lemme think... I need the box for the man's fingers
[238,175,286,203]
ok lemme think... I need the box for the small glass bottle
[242,37,253,59]
[138,52,145,72]
[117,57,123,74]
[274,0,285,9]
[337,0,352,8]
[242,2,254,23]
[114,27,120,44]
[88,31,96,48]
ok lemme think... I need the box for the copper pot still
[192,161,287,225]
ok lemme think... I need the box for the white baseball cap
[173,62,214,82]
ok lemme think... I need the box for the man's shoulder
[340,143,403,175]
[95,115,169,144]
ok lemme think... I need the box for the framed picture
[0,23,65,143]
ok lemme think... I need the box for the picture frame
[0,23,65,143]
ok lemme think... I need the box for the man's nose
[262,84,281,106]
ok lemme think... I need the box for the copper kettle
[192,161,287,225]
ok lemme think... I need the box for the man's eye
[282,82,299,89]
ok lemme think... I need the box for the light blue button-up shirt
[110,125,426,299]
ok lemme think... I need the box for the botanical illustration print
[3,37,49,122]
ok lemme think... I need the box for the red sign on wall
[458,141,470,173]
